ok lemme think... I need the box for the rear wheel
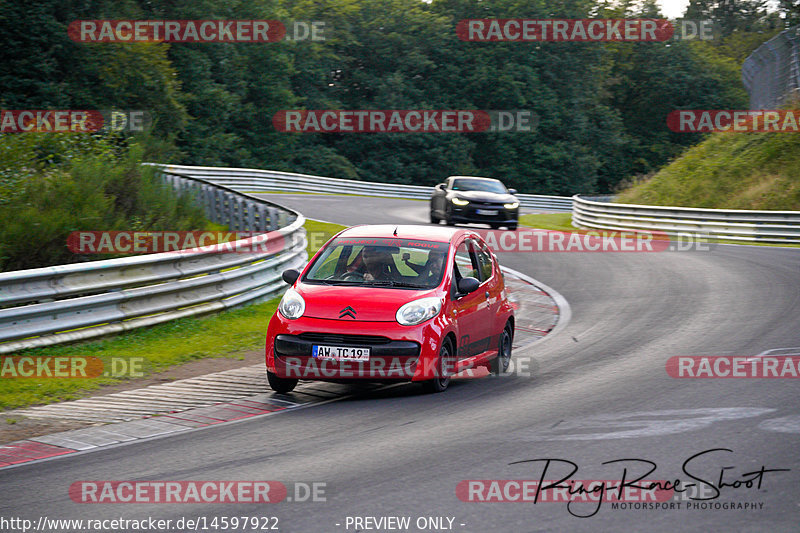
[507,223,518,231]
[267,370,298,393]
[430,210,440,224]
[490,322,513,375]
[422,339,454,393]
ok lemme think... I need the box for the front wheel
[267,370,298,393]
[422,339,453,393]
[490,322,513,375]
[430,210,440,224]
[507,223,518,231]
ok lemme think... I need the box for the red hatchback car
[265,225,515,393]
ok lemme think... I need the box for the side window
[476,245,494,282]
[453,240,480,280]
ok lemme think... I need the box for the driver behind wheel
[361,246,398,281]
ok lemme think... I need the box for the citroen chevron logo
[339,306,356,319]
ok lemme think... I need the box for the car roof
[336,224,472,243]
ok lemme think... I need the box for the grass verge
[616,132,800,210]
[0,219,346,411]
[519,213,575,231]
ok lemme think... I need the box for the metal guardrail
[154,164,574,212]
[0,171,308,354]
[743,26,800,109]
[572,195,800,244]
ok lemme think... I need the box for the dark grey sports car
[429,176,519,230]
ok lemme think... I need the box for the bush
[0,133,208,271]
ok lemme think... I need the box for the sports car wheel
[423,339,453,393]
[430,210,440,224]
[267,370,298,393]
[507,223,518,231]
[491,322,513,375]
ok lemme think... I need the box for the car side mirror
[508,188,517,195]
[282,269,300,285]
[457,277,480,295]
[437,183,446,190]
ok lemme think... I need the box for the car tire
[423,338,454,393]
[490,322,513,375]
[267,370,298,393]
[430,210,440,224]
[490,224,501,230]
[507,224,518,231]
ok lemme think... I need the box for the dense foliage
[0,134,207,270]
[0,0,795,200]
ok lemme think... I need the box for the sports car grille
[468,201,504,208]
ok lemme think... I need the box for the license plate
[476,209,497,215]
[312,345,370,361]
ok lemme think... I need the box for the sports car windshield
[304,237,449,289]
[451,178,508,194]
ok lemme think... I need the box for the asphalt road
[2,194,799,533]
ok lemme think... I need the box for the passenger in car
[403,250,447,285]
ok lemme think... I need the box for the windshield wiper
[365,280,428,289]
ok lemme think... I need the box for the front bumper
[450,204,518,225]
[266,315,447,381]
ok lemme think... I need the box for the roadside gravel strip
[0,269,563,469]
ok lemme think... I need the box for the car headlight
[504,202,519,209]
[451,197,469,206]
[396,297,443,326]
[278,288,305,319]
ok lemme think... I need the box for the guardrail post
[203,184,215,221]
[233,197,243,231]
[214,189,223,226]
[268,207,280,231]
[246,202,256,231]
[255,205,267,232]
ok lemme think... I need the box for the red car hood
[297,283,438,322]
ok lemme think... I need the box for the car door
[474,240,503,345]
[451,238,492,361]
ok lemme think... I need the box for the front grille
[297,333,392,345]
[471,202,503,208]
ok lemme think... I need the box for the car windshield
[451,178,508,194]
[303,237,449,289]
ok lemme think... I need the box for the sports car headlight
[451,197,469,206]
[278,288,305,320]
[504,202,520,209]
[396,297,443,326]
